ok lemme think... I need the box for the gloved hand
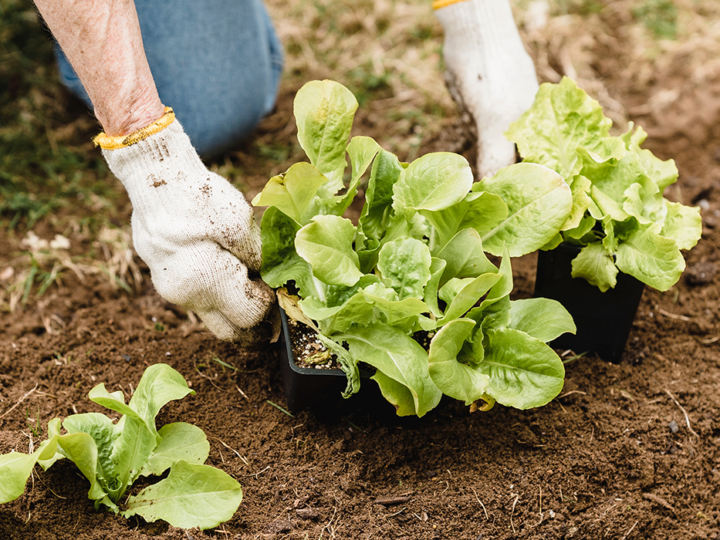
[95,108,276,343]
[434,0,539,179]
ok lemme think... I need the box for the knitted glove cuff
[93,106,176,150]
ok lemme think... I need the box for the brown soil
[3,30,720,540]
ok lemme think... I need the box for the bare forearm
[34,0,164,135]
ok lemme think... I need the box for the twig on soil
[34,471,67,500]
[319,507,338,540]
[386,507,406,518]
[21,430,34,454]
[194,364,220,389]
[659,308,691,322]
[236,385,250,401]
[558,390,587,399]
[471,487,489,521]
[510,494,520,535]
[538,487,544,524]
[207,436,242,460]
[239,465,271,478]
[374,496,412,505]
[700,336,720,344]
[620,520,638,540]
[664,389,699,438]
[0,384,38,419]
[267,400,294,417]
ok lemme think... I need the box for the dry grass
[265,0,454,159]
[0,226,142,313]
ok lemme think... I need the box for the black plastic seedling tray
[534,244,645,363]
[278,309,378,413]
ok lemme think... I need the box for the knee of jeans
[261,5,284,116]
[188,109,265,159]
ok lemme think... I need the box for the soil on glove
[2,35,720,540]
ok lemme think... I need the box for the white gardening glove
[95,108,276,344]
[434,0,539,179]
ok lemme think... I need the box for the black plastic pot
[278,309,377,412]
[534,244,645,363]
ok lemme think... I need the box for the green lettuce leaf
[435,228,497,285]
[480,328,565,409]
[475,163,572,257]
[371,370,417,417]
[438,272,503,326]
[294,80,358,192]
[421,191,508,252]
[317,333,361,398]
[259,207,317,298]
[141,423,210,477]
[326,136,381,216]
[424,258,447,318]
[251,162,328,225]
[615,225,686,291]
[339,323,442,417]
[661,200,702,251]
[563,215,596,242]
[392,152,473,214]
[0,451,44,504]
[505,77,613,178]
[362,283,429,333]
[301,291,376,335]
[123,461,243,531]
[622,124,679,190]
[508,298,576,342]
[562,175,593,231]
[377,238,432,300]
[357,150,404,249]
[571,243,619,292]
[428,319,489,405]
[295,216,363,287]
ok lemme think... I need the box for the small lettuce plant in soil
[253,80,578,417]
[506,76,702,292]
[0,364,243,531]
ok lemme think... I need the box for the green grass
[0,0,115,230]
[632,0,677,39]
[553,0,604,16]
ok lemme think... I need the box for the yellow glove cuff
[93,107,176,150]
[432,0,468,9]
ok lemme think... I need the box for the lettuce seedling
[506,77,702,292]
[0,364,243,530]
[253,80,577,416]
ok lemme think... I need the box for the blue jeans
[55,0,284,158]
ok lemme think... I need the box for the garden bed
[1,220,719,539]
[1,0,720,537]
